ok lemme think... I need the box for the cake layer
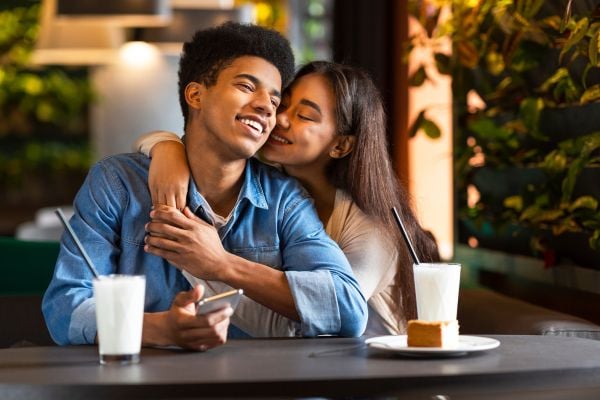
[407,320,459,348]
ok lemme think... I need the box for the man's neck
[185,135,247,218]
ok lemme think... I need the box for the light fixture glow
[118,41,160,68]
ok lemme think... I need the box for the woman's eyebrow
[234,73,281,98]
[299,99,321,115]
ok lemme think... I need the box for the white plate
[365,335,500,357]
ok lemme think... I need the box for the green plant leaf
[559,17,589,63]
[520,204,541,221]
[582,214,600,229]
[589,229,600,251]
[520,204,564,224]
[525,0,545,18]
[409,65,427,86]
[408,109,442,139]
[542,150,568,173]
[504,195,523,211]
[486,48,505,75]
[589,29,599,67]
[533,209,565,223]
[552,75,580,103]
[434,52,452,75]
[562,157,587,203]
[552,218,580,235]
[468,117,513,141]
[580,84,600,104]
[539,68,569,92]
[568,196,599,212]
[421,118,442,139]
[519,97,543,135]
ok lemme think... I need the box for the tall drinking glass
[93,275,146,365]
[413,263,461,321]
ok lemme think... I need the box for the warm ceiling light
[118,41,161,68]
[55,0,171,27]
[31,0,125,65]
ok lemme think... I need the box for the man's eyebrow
[234,73,281,98]
[300,99,321,114]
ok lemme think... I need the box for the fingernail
[199,345,208,352]
[225,307,234,317]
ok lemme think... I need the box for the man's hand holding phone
[196,288,243,315]
[144,284,231,351]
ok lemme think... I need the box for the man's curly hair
[178,22,295,128]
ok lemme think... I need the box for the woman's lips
[268,133,292,144]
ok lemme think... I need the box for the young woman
[136,61,439,335]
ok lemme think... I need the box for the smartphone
[196,288,243,315]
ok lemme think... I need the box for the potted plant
[0,3,94,231]
[407,0,600,267]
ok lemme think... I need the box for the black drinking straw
[55,208,100,278]
[391,207,421,265]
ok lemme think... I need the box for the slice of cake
[407,320,459,348]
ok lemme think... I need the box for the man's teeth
[270,134,291,144]
[239,118,263,134]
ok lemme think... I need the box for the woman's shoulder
[330,190,383,238]
[329,190,397,257]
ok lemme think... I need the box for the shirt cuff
[68,297,97,345]
[285,270,340,336]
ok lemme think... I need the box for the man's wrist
[142,311,171,347]
[215,252,244,285]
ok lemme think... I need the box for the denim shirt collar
[186,158,269,216]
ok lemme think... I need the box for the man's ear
[329,135,356,159]
[185,82,204,110]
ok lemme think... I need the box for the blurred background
[1,0,599,323]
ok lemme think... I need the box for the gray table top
[1,335,600,399]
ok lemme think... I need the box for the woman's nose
[276,111,290,128]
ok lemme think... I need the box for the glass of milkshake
[413,263,461,321]
[93,275,146,365]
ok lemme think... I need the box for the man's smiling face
[186,56,282,161]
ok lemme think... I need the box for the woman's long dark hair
[295,61,440,330]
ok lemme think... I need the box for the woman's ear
[185,82,204,110]
[329,135,356,159]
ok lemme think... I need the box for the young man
[43,23,367,350]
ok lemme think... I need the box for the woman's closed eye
[298,114,314,121]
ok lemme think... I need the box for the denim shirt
[42,154,367,345]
